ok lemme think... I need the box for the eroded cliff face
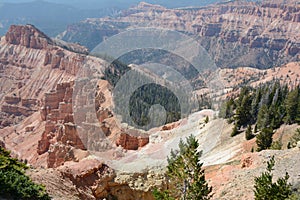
[0,24,154,199]
[60,0,300,68]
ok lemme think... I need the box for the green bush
[288,128,300,148]
[0,147,51,200]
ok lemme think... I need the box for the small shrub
[204,116,209,124]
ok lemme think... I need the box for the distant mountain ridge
[58,0,300,69]
[0,0,122,37]
[0,0,224,9]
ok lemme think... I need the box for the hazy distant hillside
[0,0,120,36]
[0,0,228,37]
[0,0,223,10]
[58,0,300,69]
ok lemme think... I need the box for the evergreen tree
[296,98,300,124]
[251,88,262,123]
[221,82,300,140]
[153,189,174,200]
[256,128,273,151]
[219,98,235,120]
[254,124,258,133]
[235,94,252,128]
[154,135,212,200]
[284,88,299,124]
[231,124,239,137]
[245,125,255,140]
[256,105,270,130]
[254,156,292,200]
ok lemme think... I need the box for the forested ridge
[102,57,211,130]
[220,81,300,151]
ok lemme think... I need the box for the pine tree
[219,98,235,119]
[254,156,292,200]
[254,124,258,133]
[256,128,273,151]
[154,135,212,200]
[245,125,255,140]
[257,105,270,130]
[251,88,262,124]
[285,88,299,124]
[296,98,300,124]
[153,189,174,200]
[235,94,252,128]
[231,124,239,137]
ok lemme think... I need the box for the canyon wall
[0,24,150,163]
[59,1,300,69]
[0,24,152,199]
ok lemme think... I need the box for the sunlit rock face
[61,1,300,68]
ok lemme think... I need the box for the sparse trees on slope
[221,82,300,138]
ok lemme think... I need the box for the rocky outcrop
[5,24,53,49]
[1,104,33,116]
[48,143,76,168]
[37,81,86,168]
[43,82,73,111]
[59,159,157,200]
[0,140,5,148]
[116,132,149,150]
[4,96,21,104]
[1,95,38,120]
[161,121,181,131]
[61,160,116,199]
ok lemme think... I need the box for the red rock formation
[4,96,21,104]
[1,24,147,170]
[47,143,75,168]
[21,99,37,107]
[57,122,85,150]
[25,126,34,132]
[5,24,53,49]
[37,81,87,167]
[161,121,181,131]
[1,104,33,116]
[116,131,149,150]
[44,82,73,111]
[61,160,115,199]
